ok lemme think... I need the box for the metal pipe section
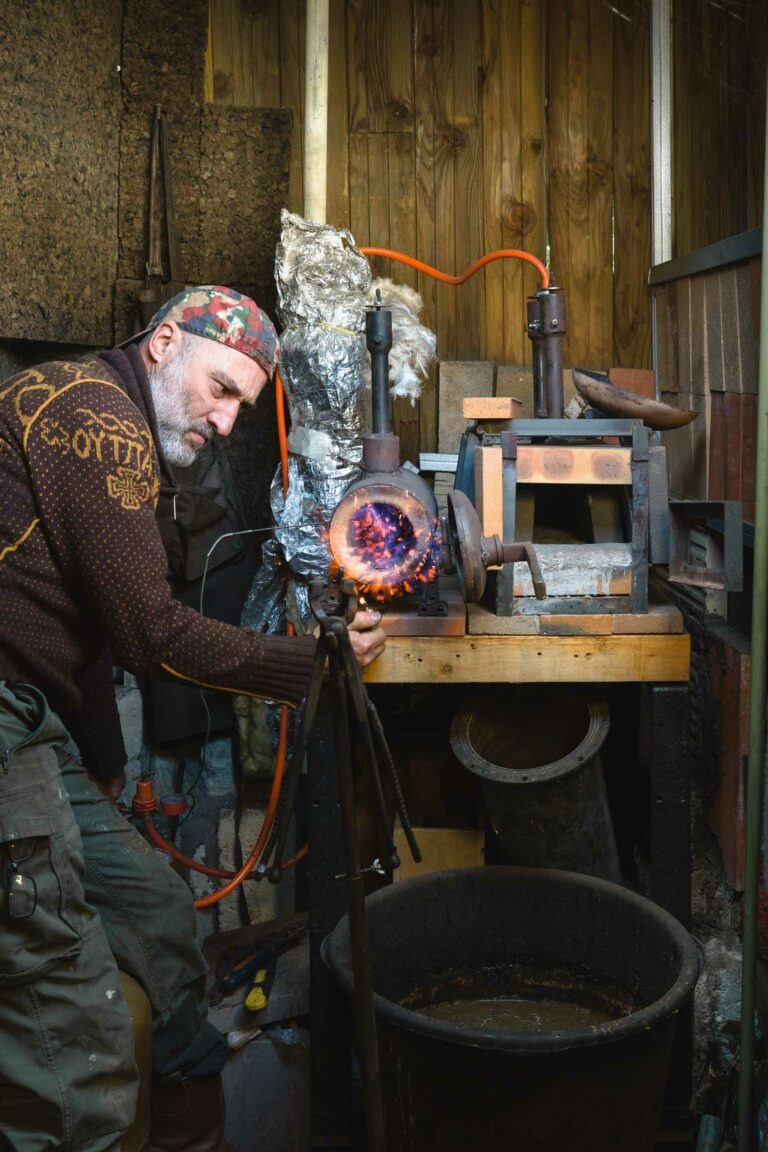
[367,306,393,435]
[527,296,548,417]
[539,286,566,419]
[737,77,768,1152]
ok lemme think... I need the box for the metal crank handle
[483,537,547,600]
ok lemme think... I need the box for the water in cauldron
[395,960,639,1034]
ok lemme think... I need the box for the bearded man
[0,286,385,1151]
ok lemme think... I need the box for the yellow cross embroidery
[107,467,150,510]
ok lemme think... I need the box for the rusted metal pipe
[538,285,567,419]
[527,295,548,417]
[367,304,393,435]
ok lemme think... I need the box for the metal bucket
[450,686,620,881]
[323,866,700,1152]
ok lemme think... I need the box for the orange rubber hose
[360,246,549,289]
[189,370,298,909]
[146,814,305,881]
[146,817,233,877]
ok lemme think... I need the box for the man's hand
[347,609,387,669]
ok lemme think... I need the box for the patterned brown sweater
[0,347,317,714]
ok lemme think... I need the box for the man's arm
[26,380,320,705]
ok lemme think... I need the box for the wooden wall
[673,0,767,257]
[656,252,760,522]
[206,0,650,450]
[206,0,765,452]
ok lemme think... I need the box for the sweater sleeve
[24,378,316,707]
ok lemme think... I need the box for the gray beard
[148,346,209,467]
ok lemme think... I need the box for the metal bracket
[667,500,743,592]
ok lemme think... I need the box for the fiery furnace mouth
[328,482,442,602]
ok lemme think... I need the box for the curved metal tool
[572,367,697,431]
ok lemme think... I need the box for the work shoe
[148,1071,236,1152]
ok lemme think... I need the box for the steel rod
[737,65,768,1152]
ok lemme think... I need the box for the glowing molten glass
[329,483,441,601]
[350,503,416,571]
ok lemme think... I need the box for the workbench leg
[306,700,356,1148]
[641,682,693,1126]
[641,683,692,927]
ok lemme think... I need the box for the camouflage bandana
[140,286,279,379]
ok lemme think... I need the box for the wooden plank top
[364,632,691,685]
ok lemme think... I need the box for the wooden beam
[363,632,691,684]
[474,444,503,540]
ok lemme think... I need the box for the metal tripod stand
[258,572,421,1152]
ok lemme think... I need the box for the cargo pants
[0,683,227,1152]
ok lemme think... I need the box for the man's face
[149,331,269,466]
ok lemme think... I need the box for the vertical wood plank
[231,0,255,105]
[414,0,438,451]
[613,0,651,368]
[673,2,696,255]
[519,0,547,355]
[654,286,675,392]
[250,0,280,107]
[388,134,417,290]
[734,262,758,393]
[278,0,305,213]
[674,279,692,393]
[365,0,389,132]
[432,0,457,361]
[386,0,414,132]
[367,132,390,253]
[548,0,579,363]
[348,130,370,247]
[741,393,757,523]
[480,0,505,363]
[452,0,483,358]
[708,390,725,500]
[724,392,742,501]
[210,0,235,104]
[346,0,368,131]
[326,0,350,229]
[689,273,706,390]
[563,0,591,364]
[745,0,767,231]
[585,0,613,366]
[388,130,421,466]
[704,272,725,393]
[499,0,524,365]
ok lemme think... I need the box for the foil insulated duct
[242,210,371,632]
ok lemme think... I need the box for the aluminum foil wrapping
[242,211,371,634]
